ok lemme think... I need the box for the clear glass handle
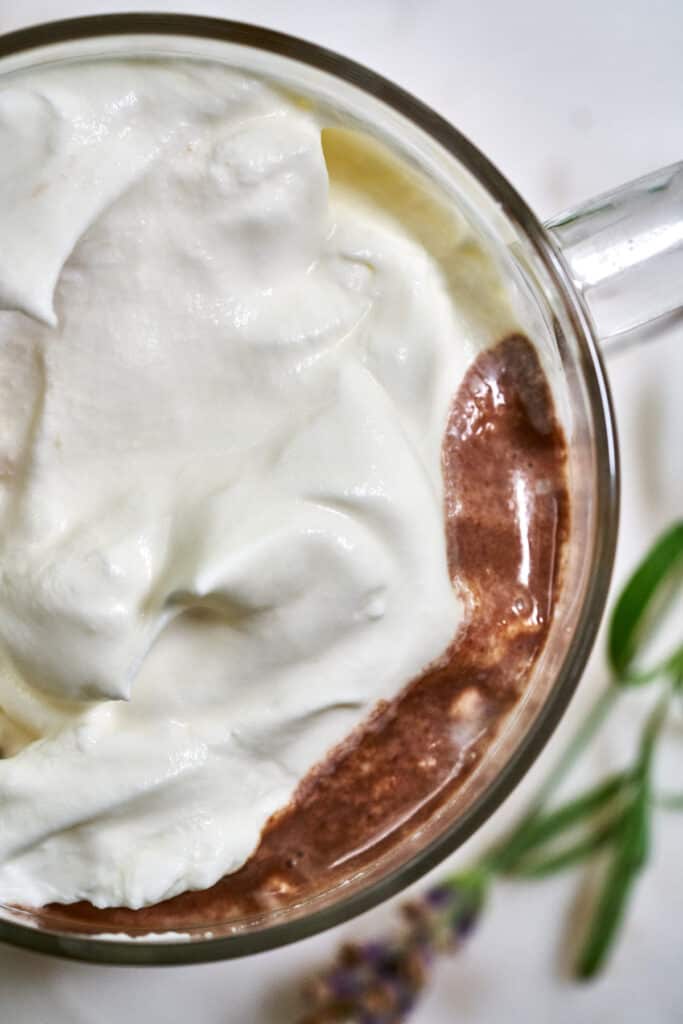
[546,162,683,352]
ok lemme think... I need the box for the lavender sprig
[301,521,683,1022]
[301,872,488,1024]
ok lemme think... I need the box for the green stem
[656,792,683,811]
[635,686,672,779]
[531,685,619,811]
[481,684,619,874]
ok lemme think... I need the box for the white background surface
[0,2,682,1021]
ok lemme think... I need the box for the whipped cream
[0,59,514,909]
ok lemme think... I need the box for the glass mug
[0,13,679,966]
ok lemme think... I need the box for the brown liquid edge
[24,332,569,934]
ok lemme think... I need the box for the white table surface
[0,2,682,1021]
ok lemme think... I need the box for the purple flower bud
[454,907,478,938]
[361,940,393,967]
[328,966,361,1000]
[302,873,486,1022]
[425,884,457,908]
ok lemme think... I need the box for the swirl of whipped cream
[0,59,501,909]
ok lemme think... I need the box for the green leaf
[608,521,683,682]
[620,642,683,685]
[508,814,624,878]
[575,788,650,979]
[672,653,683,687]
[575,844,638,979]
[492,773,630,873]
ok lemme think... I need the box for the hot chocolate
[0,58,567,930]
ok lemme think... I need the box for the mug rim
[0,12,619,965]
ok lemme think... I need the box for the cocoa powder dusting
[34,333,568,933]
